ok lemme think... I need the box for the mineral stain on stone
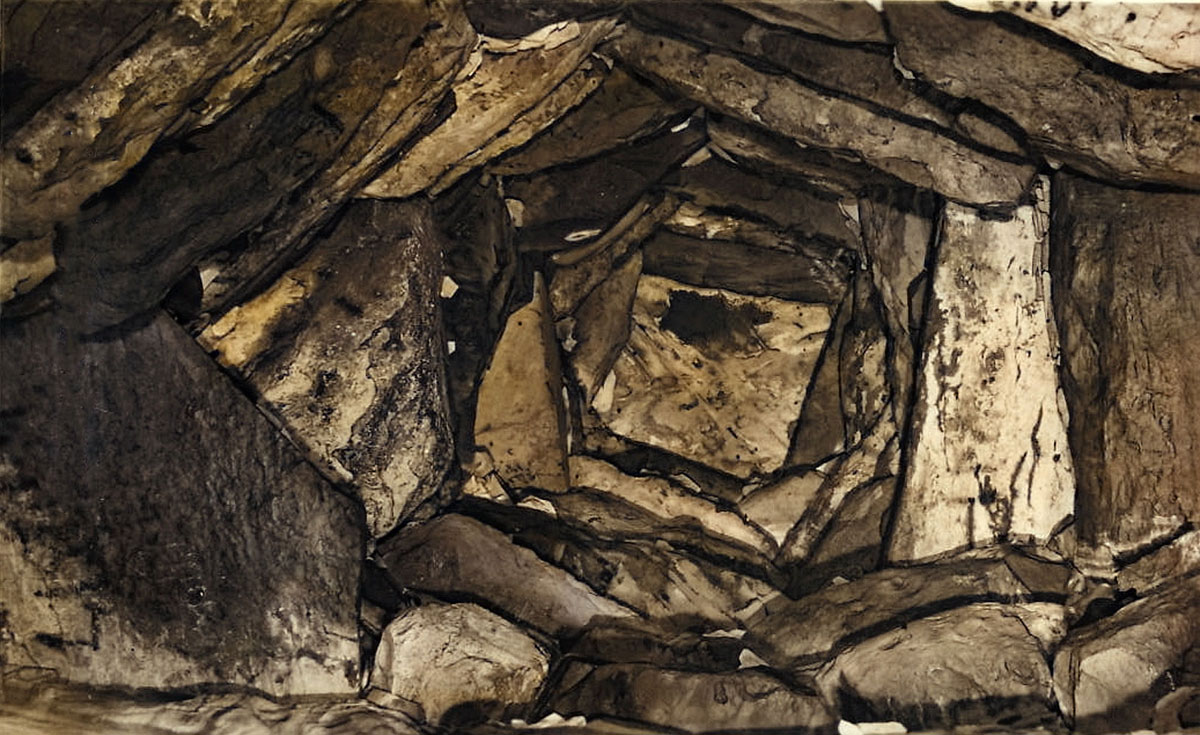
[659,289,772,356]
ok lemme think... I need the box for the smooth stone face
[889,179,1075,563]
[475,273,571,491]
[1053,576,1200,733]
[817,603,1059,730]
[550,664,834,733]
[0,312,362,695]
[594,275,830,478]
[370,603,550,724]
[1051,175,1200,554]
[377,513,635,636]
[198,200,453,538]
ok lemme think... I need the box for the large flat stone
[198,200,453,538]
[593,275,831,478]
[889,178,1075,563]
[0,312,362,694]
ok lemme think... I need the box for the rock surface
[198,200,453,538]
[370,602,550,724]
[0,312,361,694]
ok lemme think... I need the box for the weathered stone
[196,200,452,538]
[550,664,834,733]
[1051,174,1200,554]
[370,603,550,724]
[786,301,853,468]
[462,2,619,39]
[0,674,422,735]
[377,513,634,636]
[948,1,1200,75]
[0,311,361,694]
[361,19,616,199]
[817,603,1060,729]
[491,67,691,177]
[744,551,1069,673]
[1054,575,1200,733]
[888,3,1200,188]
[568,619,745,672]
[593,275,831,478]
[0,234,55,304]
[567,250,643,401]
[889,178,1075,563]
[733,0,886,43]
[1,0,354,241]
[476,273,570,491]
[1118,531,1200,596]
[609,27,1036,206]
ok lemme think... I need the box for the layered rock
[0,312,361,694]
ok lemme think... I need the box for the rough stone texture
[948,1,1200,74]
[817,603,1060,730]
[361,19,616,198]
[1054,575,1200,733]
[476,273,571,491]
[1118,530,1200,596]
[594,275,831,478]
[567,619,745,672]
[733,0,886,43]
[377,513,635,635]
[1051,174,1200,554]
[887,3,1200,189]
[196,200,452,538]
[890,179,1075,563]
[0,674,422,735]
[370,603,550,724]
[567,250,643,402]
[0,311,361,694]
[609,27,1036,206]
[1,0,354,241]
[551,664,835,733]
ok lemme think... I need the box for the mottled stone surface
[567,250,643,401]
[1051,174,1200,553]
[735,0,886,42]
[551,664,834,733]
[0,312,361,694]
[594,275,830,478]
[198,200,452,538]
[1118,530,1200,596]
[370,603,549,724]
[890,179,1075,563]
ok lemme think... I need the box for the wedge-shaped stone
[198,200,452,538]
[609,27,1035,206]
[551,664,834,733]
[1118,531,1200,596]
[568,619,745,672]
[594,275,830,478]
[948,1,1200,74]
[476,273,570,491]
[733,0,886,42]
[568,251,643,401]
[1051,175,1200,555]
[0,312,361,694]
[1,0,352,240]
[362,19,616,199]
[377,514,634,636]
[887,3,1200,188]
[371,603,550,724]
[744,551,1069,672]
[817,603,1061,730]
[889,179,1075,563]
[569,456,774,554]
[491,67,691,177]
[1053,575,1200,733]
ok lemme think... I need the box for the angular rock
[609,27,1036,206]
[1118,530,1200,596]
[887,3,1200,188]
[361,19,616,199]
[1051,175,1200,554]
[740,471,829,549]
[377,513,635,636]
[1054,575,1200,733]
[197,200,453,538]
[0,311,361,694]
[476,273,570,491]
[948,1,1200,74]
[550,664,834,733]
[1,0,353,240]
[370,603,550,724]
[491,67,691,177]
[889,178,1075,563]
[568,619,745,671]
[0,234,55,304]
[817,603,1060,729]
[0,674,422,735]
[567,250,643,401]
[744,551,1070,673]
[594,275,831,478]
[734,0,886,43]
